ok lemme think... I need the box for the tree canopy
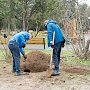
[0,0,89,32]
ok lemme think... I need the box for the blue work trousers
[8,41,20,73]
[53,42,62,72]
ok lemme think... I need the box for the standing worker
[44,19,65,76]
[8,31,31,76]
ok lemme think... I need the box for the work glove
[50,41,54,48]
[61,43,65,47]
[61,39,65,48]
[22,44,26,48]
[23,55,27,60]
[51,45,54,48]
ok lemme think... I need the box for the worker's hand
[23,55,27,60]
[50,41,54,48]
[61,39,65,48]
[51,45,54,48]
[22,44,26,48]
[61,43,65,47]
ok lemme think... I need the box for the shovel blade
[45,68,52,78]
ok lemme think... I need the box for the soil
[0,51,90,90]
[20,50,50,72]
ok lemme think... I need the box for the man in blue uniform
[44,19,65,76]
[8,31,31,76]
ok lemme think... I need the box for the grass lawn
[61,50,90,66]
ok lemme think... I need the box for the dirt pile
[63,66,90,74]
[62,62,90,74]
[21,50,50,72]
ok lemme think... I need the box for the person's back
[46,20,65,47]
[10,31,30,48]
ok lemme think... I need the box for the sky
[78,0,90,6]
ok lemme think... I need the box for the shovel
[46,48,53,78]
[46,31,55,78]
[24,58,30,73]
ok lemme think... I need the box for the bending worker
[8,31,31,76]
[44,19,65,76]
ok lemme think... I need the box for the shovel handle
[49,31,55,68]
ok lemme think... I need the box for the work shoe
[20,71,29,75]
[51,70,60,76]
[14,71,29,76]
[14,72,20,76]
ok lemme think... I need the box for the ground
[0,61,90,90]
[0,36,90,90]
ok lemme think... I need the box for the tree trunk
[84,40,90,59]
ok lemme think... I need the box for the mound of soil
[62,65,90,75]
[21,50,50,72]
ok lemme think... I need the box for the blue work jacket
[46,20,65,47]
[9,31,30,55]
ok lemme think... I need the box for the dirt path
[0,62,90,90]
